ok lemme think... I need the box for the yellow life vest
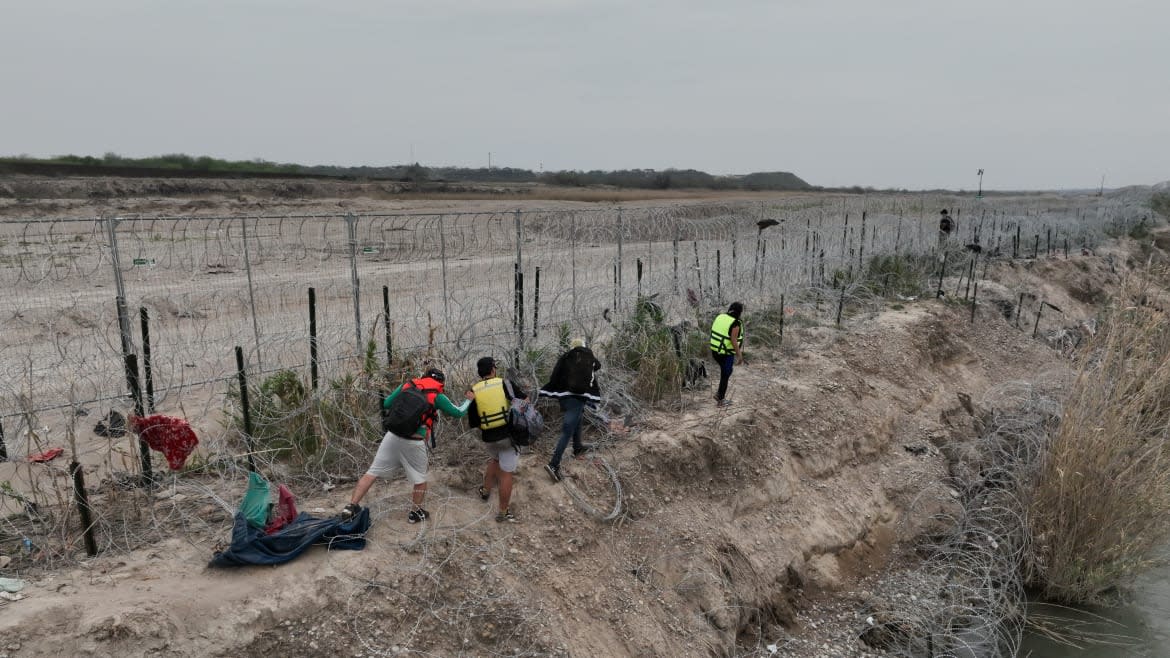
[709,313,742,355]
[472,377,509,430]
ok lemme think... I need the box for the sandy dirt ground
[0,177,1160,657]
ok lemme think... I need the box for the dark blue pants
[549,397,585,469]
[712,351,735,400]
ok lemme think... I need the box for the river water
[1020,550,1170,657]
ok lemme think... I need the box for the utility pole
[1098,174,1105,197]
[976,169,984,199]
[488,152,492,170]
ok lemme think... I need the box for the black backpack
[563,348,596,394]
[382,382,437,438]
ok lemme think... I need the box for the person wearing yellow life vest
[709,302,746,407]
[467,356,527,523]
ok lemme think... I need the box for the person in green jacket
[709,302,746,407]
[341,368,471,524]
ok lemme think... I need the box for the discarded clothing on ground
[238,471,271,529]
[209,507,370,567]
[263,483,299,535]
[129,414,199,471]
[27,447,63,463]
[94,410,126,438]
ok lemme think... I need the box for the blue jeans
[549,397,585,469]
[712,351,735,400]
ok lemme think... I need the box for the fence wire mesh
[0,194,1153,574]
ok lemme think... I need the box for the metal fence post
[240,216,264,371]
[235,346,259,473]
[514,209,524,364]
[571,214,578,323]
[636,258,642,301]
[616,208,624,313]
[346,213,362,357]
[139,307,155,414]
[70,460,98,556]
[125,354,151,485]
[383,285,392,368]
[858,210,867,272]
[672,229,680,294]
[533,266,541,339]
[105,217,136,362]
[439,214,451,331]
[716,250,722,304]
[308,287,319,390]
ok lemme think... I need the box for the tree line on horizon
[0,152,823,192]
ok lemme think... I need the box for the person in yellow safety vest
[467,356,527,523]
[709,302,746,407]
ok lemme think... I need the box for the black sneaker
[545,463,562,482]
[495,508,517,523]
[407,508,430,524]
[340,503,361,522]
[477,486,491,501]
[572,443,595,458]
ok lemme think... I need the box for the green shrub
[863,253,933,298]
[227,369,380,466]
[606,296,684,405]
[227,370,319,462]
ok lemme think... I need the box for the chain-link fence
[1,197,1149,437]
[0,194,1152,565]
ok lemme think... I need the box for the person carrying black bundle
[538,339,600,482]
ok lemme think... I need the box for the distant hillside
[0,154,813,192]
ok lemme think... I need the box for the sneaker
[340,503,361,522]
[572,443,595,458]
[407,508,430,524]
[495,508,517,523]
[477,486,490,501]
[717,399,733,408]
[545,463,562,482]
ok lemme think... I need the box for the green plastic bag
[239,471,271,529]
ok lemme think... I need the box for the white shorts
[366,432,428,485]
[485,440,519,473]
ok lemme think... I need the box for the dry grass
[1026,275,1170,604]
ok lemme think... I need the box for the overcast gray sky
[1,0,1166,189]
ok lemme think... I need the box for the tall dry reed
[1026,277,1170,604]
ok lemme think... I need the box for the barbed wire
[0,194,1156,655]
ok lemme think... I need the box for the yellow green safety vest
[472,377,509,430]
[709,313,742,355]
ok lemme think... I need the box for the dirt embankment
[2,233,1137,658]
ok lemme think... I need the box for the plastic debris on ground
[0,577,26,593]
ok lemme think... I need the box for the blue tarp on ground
[209,508,371,567]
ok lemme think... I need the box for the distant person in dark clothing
[538,339,600,482]
[709,302,746,407]
[939,209,954,247]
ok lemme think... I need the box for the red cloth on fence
[264,484,299,535]
[129,415,199,471]
[28,447,63,463]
